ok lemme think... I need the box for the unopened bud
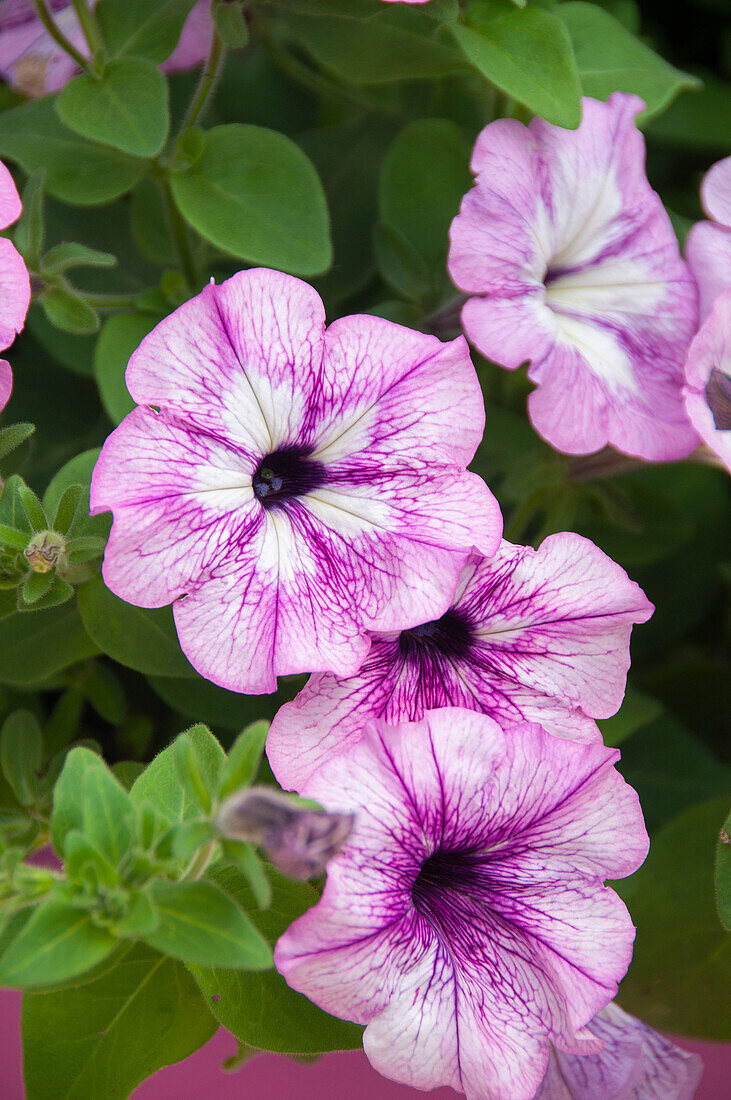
[24,531,65,573]
[217,787,353,881]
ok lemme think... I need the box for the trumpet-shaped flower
[448,93,698,461]
[0,0,212,97]
[268,532,652,790]
[90,268,501,693]
[535,1002,702,1100]
[275,708,649,1100]
[683,288,731,473]
[0,158,31,409]
[686,155,731,322]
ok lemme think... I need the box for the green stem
[70,0,105,63]
[161,178,198,291]
[81,291,152,309]
[32,0,90,73]
[178,12,227,134]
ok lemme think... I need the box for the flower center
[705,367,731,431]
[252,446,326,509]
[398,608,474,663]
[411,849,490,930]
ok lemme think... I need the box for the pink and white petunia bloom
[275,708,649,1100]
[0,157,31,409]
[448,93,698,462]
[0,0,212,98]
[686,155,731,323]
[683,288,731,473]
[267,532,653,790]
[535,1002,702,1100]
[90,268,501,694]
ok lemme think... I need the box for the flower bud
[217,787,353,881]
[24,531,65,573]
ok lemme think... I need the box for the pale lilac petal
[316,315,485,468]
[449,94,698,460]
[161,0,212,71]
[0,358,11,412]
[91,406,261,609]
[686,219,731,323]
[683,287,731,473]
[700,155,731,227]
[276,709,646,1100]
[0,159,21,229]
[536,1002,703,1100]
[268,533,651,790]
[126,269,327,455]
[0,237,31,352]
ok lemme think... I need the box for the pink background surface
[1,989,729,1099]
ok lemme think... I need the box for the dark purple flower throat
[253,445,326,509]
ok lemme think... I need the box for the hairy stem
[161,178,198,291]
[70,0,105,63]
[178,11,227,134]
[32,0,90,73]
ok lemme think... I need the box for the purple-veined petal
[161,0,212,72]
[94,270,499,692]
[0,237,30,353]
[0,158,21,229]
[683,287,731,473]
[276,708,648,1100]
[449,94,698,460]
[268,533,651,790]
[536,1002,703,1100]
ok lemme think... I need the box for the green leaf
[616,798,731,1040]
[0,423,35,462]
[22,944,217,1100]
[63,831,118,890]
[56,59,171,159]
[173,730,217,814]
[94,311,158,425]
[618,715,731,834]
[373,222,432,304]
[81,760,136,867]
[556,3,700,121]
[82,663,127,725]
[170,124,332,276]
[220,721,270,799]
[170,820,216,863]
[0,99,145,205]
[111,890,159,938]
[42,242,117,276]
[379,118,471,286]
[0,710,42,807]
[597,686,662,747]
[42,450,105,539]
[130,724,225,825]
[646,69,731,153]
[42,286,100,337]
[51,746,101,853]
[97,0,198,64]
[452,1,582,128]
[77,577,196,678]
[144,880,272,969]
[716,809,731,931]
[21,571,54,607]
[21,575,75,613]
[284,9,466,83]
[0,604,99,687]
[221,840,272,909]
[51,484,83,537]
[0,522,29,550]
[15,169,46,271]
[0,899,116,990]
[17,486,47,533]
[191,867,363,1052]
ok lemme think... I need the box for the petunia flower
[0,157,31,409]
[90,268,501,693]
[275,707,649,1100]
[267,532,653,790]
[0,0,212,98]
[686,155,731,323]
[534,1001,702,1100]
[448,93,698,462]
[683,288,731,474]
